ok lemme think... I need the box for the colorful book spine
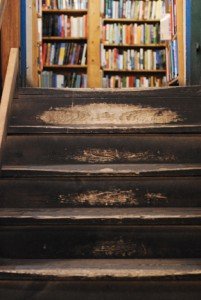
[102,74,167,88]
[43,15,87,38]
[101,48,166,70]
[43,42,87,66]
[104,0,166,20]
[41,71,88,88]
[42,0,88,10]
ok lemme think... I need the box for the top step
[9,87,201,134]
[18,86,201,98]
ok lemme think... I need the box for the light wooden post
[177,0,185,85]
[32,0,40,87]
[87,0,101,88]
[0,48,19,167]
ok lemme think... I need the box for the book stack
[42,0,88,10]
[101,48,166,70]
[102,0,166,19]
[102,23,161,45]
[43,15,87,37]
[41,71,87,88]
[42,42,87,66]
[103,75,167,88]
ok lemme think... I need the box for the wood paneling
[0,0,20,85]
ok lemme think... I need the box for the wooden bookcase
[32,0,185,88]
[165,0,185,86]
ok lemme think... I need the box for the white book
[160,13,171,41]
[81,43,87,65]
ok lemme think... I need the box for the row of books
[42,42,87,66]
[43,15,87,37]
[41,71,88,88]
[102,0,166,20]
[166,40,178,82]
[101,48,166,70]
[102,75,167,88]
[102,23,161,45]
[42,0,88,10]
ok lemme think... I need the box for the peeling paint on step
[58,190,138,206]
[39,103,182,126]
[74,149,176,163]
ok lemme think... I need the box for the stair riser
[1,227,201,259]
[0,177,200,208]
[4,135,201,165]
[1,281,201,300]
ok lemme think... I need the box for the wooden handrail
[0,0,7,29]
[0,48,19,168]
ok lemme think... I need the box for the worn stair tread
[2,164,201,177]
[4,134,201,165]
[0,259,201,281]
[9,94,201,133]
[1,208,201,225]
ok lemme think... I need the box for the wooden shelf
[103,43,166,48]
[103,69,166,73]
[42,37,87,41]
[42,9,88,14]
[43,65,87,69]
[103,18,161,23]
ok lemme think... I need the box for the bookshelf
[35,0,88,88]
[32,0,185,89]
[100,0,167,88]
[162,0,184,86]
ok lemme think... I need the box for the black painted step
[4,134,201,165]
[1,280,201,300]
[9,94,201,133]
[1,208,201,226]
[2,164,201,177]
[1,177,200,208]
[1,259,201,280]
[18,86,201,97]
[1,223,201,259]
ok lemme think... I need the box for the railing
[0,0,19,167]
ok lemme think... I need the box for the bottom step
[0,259,201,300]
[1,259,201,281]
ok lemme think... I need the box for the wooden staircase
[0,86,201,299]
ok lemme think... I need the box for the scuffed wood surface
[1,208,201,226]
[8,96,201,133]
[1,259,201,281]
[1,177,200,208]
[3,134,201,165]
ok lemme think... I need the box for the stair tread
[1,259,201,280]
[17,86,201,97]
[1,208,201,225]
[2,164,201,177]
[9,94,201,133]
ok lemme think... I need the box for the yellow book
[58,43,66,65]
